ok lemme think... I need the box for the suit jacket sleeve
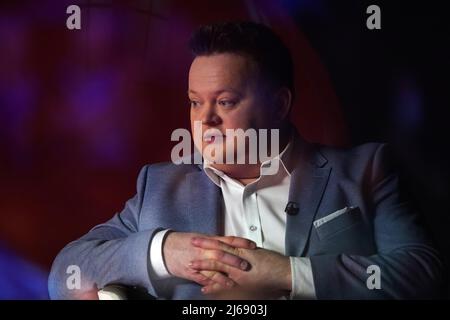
[309,144,445,299]
[48,165,161,299]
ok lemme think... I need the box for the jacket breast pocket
[313,206,363,241]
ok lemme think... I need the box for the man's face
[188,53,277,169]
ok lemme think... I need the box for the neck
[210,124,292,183]
[237,176,259,186]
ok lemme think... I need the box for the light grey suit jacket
[48,133,445,299]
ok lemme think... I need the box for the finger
[189,259,233,275]
[199,270,216,279]
[191,238,250,270]
[192,237,236,253]
[213,250,250,270]
[186,269,214,286]
[199,271,235,290]
[213,236,257,250]
[201,282,225,295]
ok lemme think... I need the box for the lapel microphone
[285,201,299,215]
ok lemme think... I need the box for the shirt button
[249,225,257,232]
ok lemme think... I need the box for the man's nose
[201,103,221,126]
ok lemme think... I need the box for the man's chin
[207,162,260,179]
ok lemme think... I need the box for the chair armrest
[97,285,128,300]
[97,285,156,300]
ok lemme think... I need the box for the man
[48,22,444,299]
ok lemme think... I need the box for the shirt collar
[203,136,294,187]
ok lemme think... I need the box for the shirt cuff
[289,257,317,299]
[149,229,172,279]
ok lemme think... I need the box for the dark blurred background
[0,0,448,299]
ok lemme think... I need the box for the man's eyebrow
[187,89,241,95]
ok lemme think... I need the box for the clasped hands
[162,232,292,299]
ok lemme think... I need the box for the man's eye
[218,100,236,107]
[190,100,200,107]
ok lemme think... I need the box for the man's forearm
[48,228,159,299]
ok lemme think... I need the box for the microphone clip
[285,201,299,216]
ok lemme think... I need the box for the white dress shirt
[149,141,316,299]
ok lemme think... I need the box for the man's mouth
[203,132,226,144]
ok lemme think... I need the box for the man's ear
[274,87,292,123]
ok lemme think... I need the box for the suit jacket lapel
[285,137,331,257]
[187,169,223,235]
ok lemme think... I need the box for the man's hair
[189,21,294,98]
